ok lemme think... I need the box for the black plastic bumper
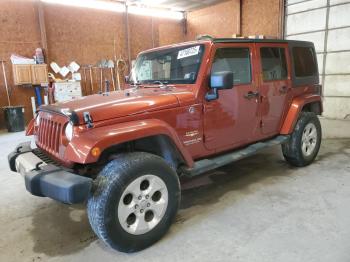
[8,142,92,204]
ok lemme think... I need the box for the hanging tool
[92,66,101,94]
[31,97,36,117]
[1,60,11,106]
[82,67,88,96]
[113,38,117,62]
[105,79,110,93]
[35,86,42,106]
[116,59,126,91]
[100,67,103,94]
[88,65,93,94]
[96,61,103,94]
[107,60,116,91]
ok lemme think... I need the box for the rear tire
[282,112,322,167]
[87,152,180,252]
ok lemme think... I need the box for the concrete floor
[1,131,350,262]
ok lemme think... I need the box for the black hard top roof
[141,38,315,55]
[212,38,313,45]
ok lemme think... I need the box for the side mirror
[206,71,234,101]
[210,71,234,89]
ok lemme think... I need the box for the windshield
[131,44,205,85]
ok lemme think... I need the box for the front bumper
[8,142,92,204]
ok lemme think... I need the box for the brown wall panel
[0,0,42,129]
[186,0,240,41]
[129,14,154,60]
[242,0,281,37]
[44,4,127,65]
[129,16,184,60]
[157,19,184,46]
[0,1,185,129]
[185,0,282,40]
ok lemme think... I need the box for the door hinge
[203,104,214,113]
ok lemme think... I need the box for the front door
[256,44,291,135]
[203,44,260,151]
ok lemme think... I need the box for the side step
[184,135,289,177]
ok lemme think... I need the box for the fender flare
[64,119,194,167]
[280,94,322,134]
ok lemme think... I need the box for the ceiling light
[41,0,125,13]
[128,6,183,20]
[41,0,184,20]
[139,0,166,5]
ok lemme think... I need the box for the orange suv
[9,38,322,252]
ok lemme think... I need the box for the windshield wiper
[152,81,169,88]
[130,80,141,88]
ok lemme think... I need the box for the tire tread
[282,112,322,167]
[87,152,180,252]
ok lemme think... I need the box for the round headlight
[65,122,73,141]
[35,115,40,126]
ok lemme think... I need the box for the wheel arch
[98,134,188,171]
[65,119,194,168]
[280,94,322,134]
[301,101,322,115]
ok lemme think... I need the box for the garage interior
[1,0,350,261]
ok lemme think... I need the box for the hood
[40,88,181,125]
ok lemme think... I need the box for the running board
[184,135,289,177]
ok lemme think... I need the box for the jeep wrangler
[9,38,322,252]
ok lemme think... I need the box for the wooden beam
[239,0,242,35]
[124,3,131,71]
[279,0,286,38]
[37,0,49,61]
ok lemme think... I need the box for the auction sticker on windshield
[177,46,200,59]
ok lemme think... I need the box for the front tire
[282,112,322,167]
[87,152,180,252]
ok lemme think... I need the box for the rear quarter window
[292,47,317,77]
[261,47,288,81]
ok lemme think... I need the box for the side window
[211,48,251,84]
[261,47,287,81]
[292,47,317,77]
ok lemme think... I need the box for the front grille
[37,116,63,154]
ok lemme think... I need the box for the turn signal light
[91,147,101,157]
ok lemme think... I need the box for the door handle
[244,91,259,99]
[279,86,288,94]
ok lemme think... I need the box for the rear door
[256,44,291,135]
[203,43,261,151]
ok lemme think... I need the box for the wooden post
[38,1,49,61]
[124,3,131,72]
[1,60,11,107]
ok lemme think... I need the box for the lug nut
[140,209,144,213]
[147,203,150,207]
[145,195,149,199]
[138,196,142,200]
[135,204,139,209]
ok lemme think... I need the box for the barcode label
[177,46,200,59]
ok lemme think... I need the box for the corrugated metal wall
[285,0,350,119]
